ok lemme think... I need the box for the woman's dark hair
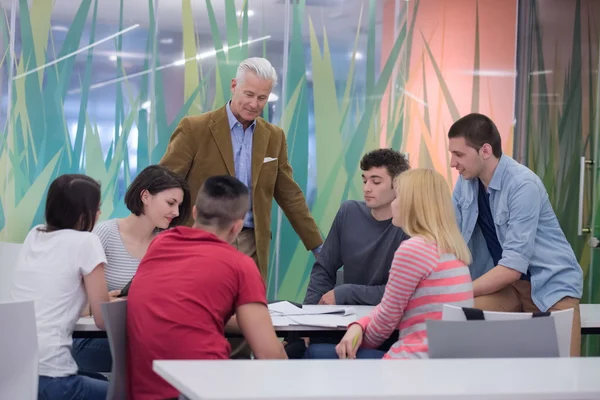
[43,174,101,233]
[125,165,191,227]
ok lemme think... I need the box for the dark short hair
[125,165,191,227]
[360,148,410,180]
[448,113,502,158]
[195,175,249,230]
[43,174,101,233]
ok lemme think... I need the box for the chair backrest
[101,300,128,400]
[0,242,23,301]
[427,315,559,359]
[0,300,38,399]
[441,304,573,357]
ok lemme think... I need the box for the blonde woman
[334,168,474,359]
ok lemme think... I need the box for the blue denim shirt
[453,155,583,311]
[226,101,256,228]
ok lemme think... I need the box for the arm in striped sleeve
[356,238,436,348]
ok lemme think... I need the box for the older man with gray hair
[160,57,323,310]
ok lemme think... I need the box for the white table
[581,304,600,333]
[73,304,600,337]
[75,316,97,331]
[72,306,374,338]
[153,357,600,400]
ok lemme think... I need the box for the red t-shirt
[127,226,267,400]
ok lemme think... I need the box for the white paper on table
[287,313,358,328]
[270,315,298,327]
[302,305,356,316]
[268,301,304,316]
[268,301,356,317]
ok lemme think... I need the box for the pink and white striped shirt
[356,236,474,359]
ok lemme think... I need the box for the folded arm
[334,284,386,306]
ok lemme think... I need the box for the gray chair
[101,299,128,400]
[0,300,38,399]
[426,305,571,359]
[441,304,574,357]
[0,242,23,301]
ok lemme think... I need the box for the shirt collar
[488,155,507,191]
[225,101,256,132]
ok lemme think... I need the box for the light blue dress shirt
[453,155,583,311]
[225,102,256,228]
[225,102,322,256]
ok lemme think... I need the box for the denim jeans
[72,338,113,373]
[38,374,108,400]
[304,343,385,359]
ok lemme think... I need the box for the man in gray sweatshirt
[304,149,410,306]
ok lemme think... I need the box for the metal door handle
[578,156,593,235]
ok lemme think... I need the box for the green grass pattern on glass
[526,0,599,356]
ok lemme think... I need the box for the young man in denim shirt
[448,113,583,356]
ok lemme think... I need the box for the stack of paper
[270,315,298,327]
[268,301,306,316]
[268,301,358,328]
[268,301,355,316]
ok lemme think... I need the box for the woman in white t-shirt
[72,165,191,374]
[11,174,110,400]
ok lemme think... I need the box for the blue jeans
[38,374,108,400]
[72,338,112,374]
[305,343,385,359]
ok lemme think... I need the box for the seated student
[296,149,410,358]
[11,174,111,400]
[72,165,191,374]
[448,113,583,356]
[304,148,410,306]
[315,168,474,359]
[127,175,287,400]
[94,164,191,291]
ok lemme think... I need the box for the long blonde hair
[394,168,471,264]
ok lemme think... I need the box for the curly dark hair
[360,148,410,180]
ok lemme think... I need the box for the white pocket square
[263,157,277,163]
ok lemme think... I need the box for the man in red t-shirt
[127,175,287,400]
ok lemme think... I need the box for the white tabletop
[74,304,600,334]
[153,357,600,400]
[75,316,97,331]
[73,306,374,334]
[580,304,600,329]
